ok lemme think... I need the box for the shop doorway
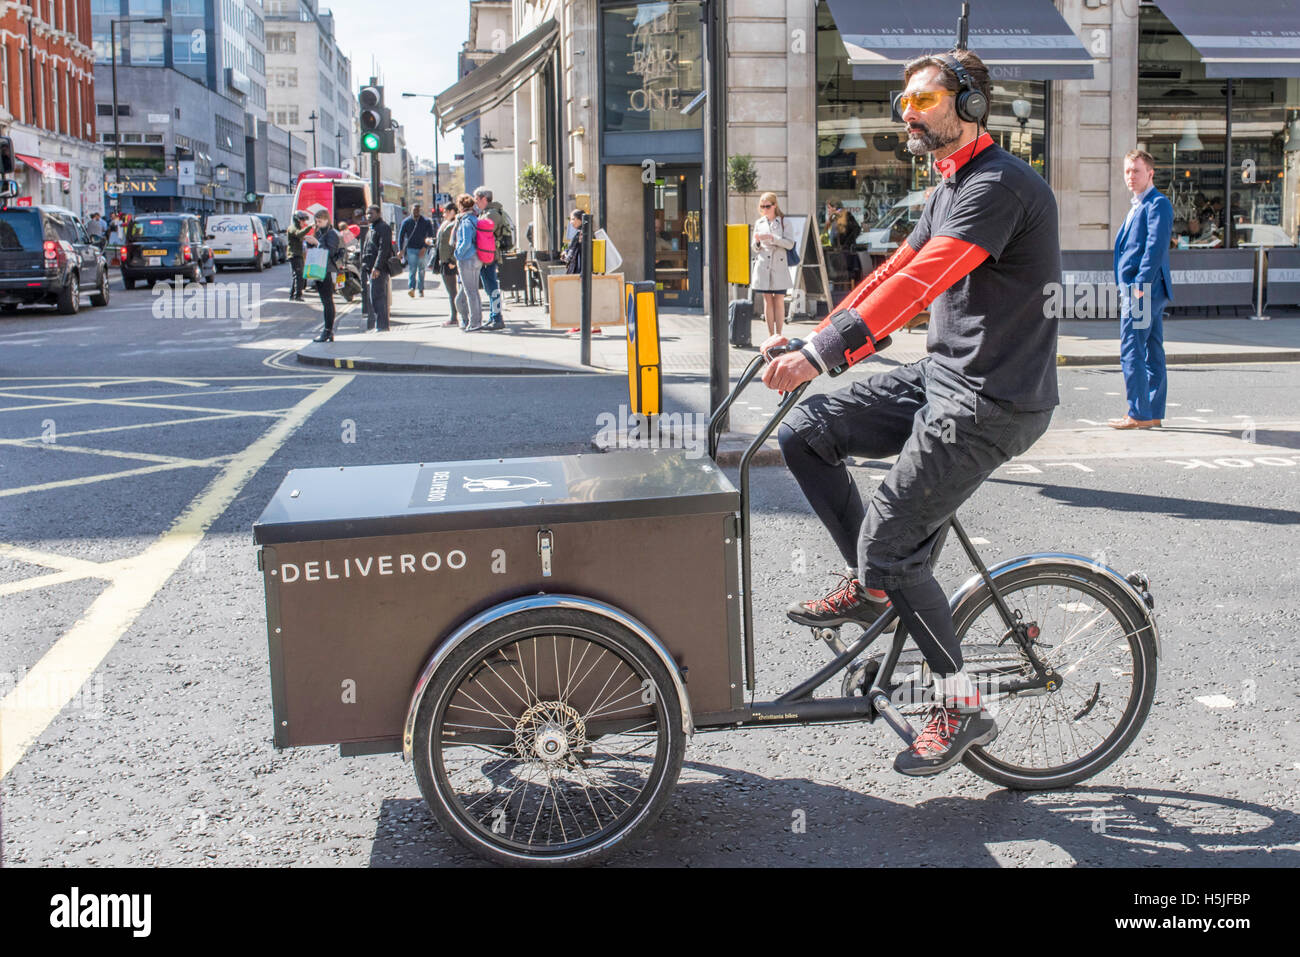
[646,165,702,309]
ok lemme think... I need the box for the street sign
[177,160,196,186]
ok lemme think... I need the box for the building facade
[90,0,304,215]
[0,0,104,217]
[264,0,355,173]
[445,0,1300,314]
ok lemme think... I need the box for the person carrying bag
[302,210,340,342]
[751,191,796,338]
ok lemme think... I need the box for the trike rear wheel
[951,564,1158,790]
[412,607,685,866]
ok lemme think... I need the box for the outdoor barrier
[1060,248,1259,316]
[626,280,661,415]
[1265,247,1300,309]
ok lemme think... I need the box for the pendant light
[1177,119,1203,152]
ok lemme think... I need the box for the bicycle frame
[701,351,1053,744]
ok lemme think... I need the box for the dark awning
[434,19,558,132]
[1154,0,1300,78]
[825,0,1094,82]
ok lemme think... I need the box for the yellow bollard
[726,223,751,286]
[592,237,606,274]
[625,280,661,415]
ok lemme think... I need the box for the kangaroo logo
[463,475,553,493]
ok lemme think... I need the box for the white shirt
[1124,184,1155,230]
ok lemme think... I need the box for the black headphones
[939,53,988,125]
[891,53,989,126]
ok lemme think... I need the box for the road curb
[1057,350,1300,366]
[294,350,611,375]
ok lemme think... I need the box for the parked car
[254,213,288,264]
[0,204,111,314]
[205,214,271,271]
[120,214,216,289]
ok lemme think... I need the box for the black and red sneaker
[786,575,891,628]
[893,705,998,777]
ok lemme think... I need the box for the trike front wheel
[952,563,1158,790]
[412,607,685,866]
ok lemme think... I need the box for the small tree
[518,162,556,249]
[727,154,760,196]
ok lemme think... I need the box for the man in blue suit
[1110,148,1174,429]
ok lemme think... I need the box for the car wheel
[215,264,224,272]
[146,278,156,289]
[122,275,135,290]
[90,269,111,307]
[1,303,20,314]
[253,253,265,273]
[57,273,80,315]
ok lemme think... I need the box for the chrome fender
[403,594,694,762]
[947,553,1161,659]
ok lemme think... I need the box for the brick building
[0,0,103,216]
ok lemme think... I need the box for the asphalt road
[1,267,1298,866]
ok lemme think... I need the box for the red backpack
[474,215,496,264]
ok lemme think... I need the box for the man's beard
[906,121,962,156]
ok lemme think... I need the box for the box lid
[253,450,739,545]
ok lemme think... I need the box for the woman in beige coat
[751,191,796,337]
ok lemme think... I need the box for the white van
[205,214,272,271]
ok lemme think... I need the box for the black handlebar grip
[764,337,806,358]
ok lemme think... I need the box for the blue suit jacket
[1114,188,1174,303]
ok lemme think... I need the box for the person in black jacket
[303,209,340,342]
[397,204,435,297]
[361,204,393,332]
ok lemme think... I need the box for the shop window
[601,1,704,134]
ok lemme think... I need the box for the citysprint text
[1042,281,1155,324]
[50,887,151,937]
[595,406,709,458]
[152,280,260,328]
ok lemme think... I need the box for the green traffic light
[361,131,381,152]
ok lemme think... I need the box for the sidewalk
[296,277,1300,375]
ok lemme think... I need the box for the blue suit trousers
[1120,291,1167,421]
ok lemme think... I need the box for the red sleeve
[813,242,918,334]
[832,236,988,367]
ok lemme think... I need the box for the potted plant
[727,153,759,197]
[518,161,556,250]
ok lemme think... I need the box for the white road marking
[1196,409,1213,413]
[968,537,990,545]
[1075,418,1103,425]
[1194,694,1236,709]
[0,374,353,780]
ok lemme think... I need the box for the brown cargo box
[253,450,743,752]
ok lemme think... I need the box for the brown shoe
[1108,416,1161,430]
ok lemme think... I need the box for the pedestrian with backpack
[435,207,461,327]
[473,186,508,330]
[453,194,485,332]
[752,191,796,338]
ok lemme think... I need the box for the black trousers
[779,356,1052,675]
[289,255,305,298]
[315,278,336,333]
[368,271,390,330]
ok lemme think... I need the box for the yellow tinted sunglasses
[897,90,956,113]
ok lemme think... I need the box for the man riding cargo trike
[252,48,1160,866]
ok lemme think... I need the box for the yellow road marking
[0,456,232,498]
[1,440,219,466]
[0,412,256,444]
[0,542,109,577]
[0,374,353,780]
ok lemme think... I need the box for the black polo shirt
[908,142,1061,411]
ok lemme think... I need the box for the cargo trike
[253,341,1159,866]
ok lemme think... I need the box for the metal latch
[537,529,554,577]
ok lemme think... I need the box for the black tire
[215,264,225,273]
[953,563,1158,790]
[146,278,156,289]
[89,269,111,307]
[1,303,20,314]
[203,266,214,284]
[122,275,135,290]
[253,253,264,272]
[413,606,685,866]
[56,273,80,314]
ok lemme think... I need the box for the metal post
[111,20,120,205]
[702,0,729,430]
[1249,243,1270,320]
[1224,78,1233,250]
[580,211,592,365]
